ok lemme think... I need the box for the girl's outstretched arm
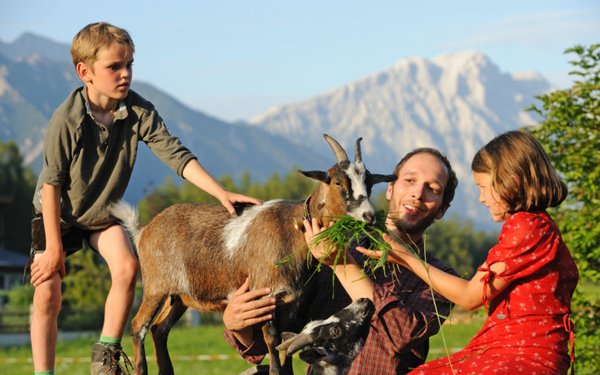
[357,233,509,310]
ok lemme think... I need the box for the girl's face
[473,172,511,222]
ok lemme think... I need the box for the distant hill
[0,33,328,204]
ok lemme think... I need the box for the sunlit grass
[0,325,308,375]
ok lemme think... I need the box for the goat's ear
[299,170,330,183]
[276,332,299,352]
[368,173,396,185]
[281,332,297,342]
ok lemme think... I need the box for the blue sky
[3,1,599,121]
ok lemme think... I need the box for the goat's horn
[354,137,363,163]
[276,332,315,355]
[323,134,349,164]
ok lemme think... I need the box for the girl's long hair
[471,130,567,213]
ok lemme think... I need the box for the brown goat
[111,134,393,375]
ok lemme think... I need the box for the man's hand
[223,278,276,333]
[30,250,66,287]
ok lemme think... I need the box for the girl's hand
[303,218,336,266]
[356,233,414,268]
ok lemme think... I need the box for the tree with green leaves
[527,44,600,373]
[0,140,36,254]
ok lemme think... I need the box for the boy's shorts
[29,214,96,257]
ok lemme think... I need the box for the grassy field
[2,281,595,373]
[0,315,482,374]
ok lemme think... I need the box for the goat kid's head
[300,134,394,225]
[276,298,375,372]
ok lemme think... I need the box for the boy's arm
[181,160,261,214]
[30,183,66,286]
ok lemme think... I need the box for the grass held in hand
[310,213,410,277]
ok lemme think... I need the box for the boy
[29,22,260,375]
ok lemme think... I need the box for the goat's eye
[329,326,342,338]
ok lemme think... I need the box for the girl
[358,130,578,374]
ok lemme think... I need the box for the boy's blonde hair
[71,22,134,68]
[471,130,567,213]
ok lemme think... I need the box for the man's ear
[385,181,394,201]
[435,204,449,220]
[76,62,92,83]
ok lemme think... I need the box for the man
[223,148,459,374]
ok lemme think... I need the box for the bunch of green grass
[309,212,410,277]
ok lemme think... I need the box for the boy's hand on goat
[218,192,262,216]
[223,278,276,344]
[303,218,338,267]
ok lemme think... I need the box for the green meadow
[0,314,482,375]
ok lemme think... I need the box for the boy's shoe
[90,342,132,375]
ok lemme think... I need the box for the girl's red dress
[410,211,578,375]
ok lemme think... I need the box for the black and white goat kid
[277,298,375,375]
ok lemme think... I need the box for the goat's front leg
[261,318,293,375]
[151,296,188,375]
[131,294,168,375]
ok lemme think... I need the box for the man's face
[386,153,449,237]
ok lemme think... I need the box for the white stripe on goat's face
[343,161,375,222]
[223,200,283,257]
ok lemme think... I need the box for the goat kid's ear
[299,170,330,183]
[368,173,396,185]
[276,331,299,352]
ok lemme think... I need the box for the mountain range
[0,33,553,230]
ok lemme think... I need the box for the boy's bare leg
[30,268,62,372]
[90,225,139,338]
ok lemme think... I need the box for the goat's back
[136,201,309,311]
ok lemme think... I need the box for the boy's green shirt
[33,87,196,230]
